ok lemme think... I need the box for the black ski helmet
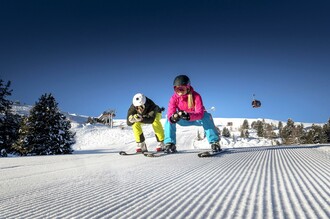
[173,75,190,86]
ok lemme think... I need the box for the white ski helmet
[132,93,146,107]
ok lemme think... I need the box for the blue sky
[1,0,330,123]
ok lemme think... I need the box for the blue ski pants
[164,112,220,145]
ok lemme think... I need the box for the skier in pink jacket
[164,75,221,153]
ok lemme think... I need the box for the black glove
[170,112,180,123]
[178,110,190,120]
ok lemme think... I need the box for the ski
[197,149,225,158]
[143,150,182,157]
[143,151,167,157]
[119,151,164,156]
[119,151,144,156]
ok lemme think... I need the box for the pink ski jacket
[167,86,205,122]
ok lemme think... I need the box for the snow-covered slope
[1,144,329,219]
[2,106,329,219]
[11,104,323,151]
[69,115,318,152]
[70,118,276,152]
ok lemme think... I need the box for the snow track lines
[1,145,329,219]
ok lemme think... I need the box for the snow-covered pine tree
[240,129,249,138]
[0,113,21,154]
[12,117,32,155]
[295,123,306,144]
[13,93,75,155]
[241,119,249,129]
[251,120,264,138]
[0,80,12,112]
[280,118,297,145]
[0,79,21,154]
[278,121,283,131]
[310,124,328,144]
[240,119,249,138]
[263,123,277,139]
[323,119,330,143]
[222,127,231,137]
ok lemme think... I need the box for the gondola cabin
[252,100,261,108]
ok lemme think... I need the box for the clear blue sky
[1,0,330,123]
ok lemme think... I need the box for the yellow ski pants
[132,113,164,143]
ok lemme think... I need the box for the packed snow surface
[1,116,329,219]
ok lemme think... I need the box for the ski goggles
[174,86,189,93]
[135,105,145,112]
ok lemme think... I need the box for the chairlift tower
[104,109,116,128]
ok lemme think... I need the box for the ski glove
[170,112,180,123]
[129,114,143,123]
[178,110,190,121]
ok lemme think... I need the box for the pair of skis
[119,149,225,158]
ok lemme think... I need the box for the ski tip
[197,150,225,157]
[198,152,211,157]
[119,151,127,155]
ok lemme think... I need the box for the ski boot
[136,142,148,153]
[156,141,165,152]
[211,142,221,152]
[164,143,177,154]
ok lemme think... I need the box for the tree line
[221,118,330,145]
[0,79,75,156]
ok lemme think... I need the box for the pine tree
[0,80,12,113]
[304,129,315,144]
[241,119,249,129]
[0,113,21,153]
[251,120,264,137]
[12,116,32,155]
[240,129,244,138]
[222,127,231,137]
[280,118,297,145]
[295,124,306,144]
[309,124,327,144]
[323,118,330,143]
[264,123,276,139]
[240,129,249,138]
[255,120,264,137]
[0,79,21,154]
[13,93,75,155]
[278,121,283,131]
[240,119,249,138]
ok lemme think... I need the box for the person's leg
[152,113,164,142]
[201,112,220,143]
[132,122,144,143]
[132,122,147,152]
[152,113,165,151]
[164,119,176,145]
